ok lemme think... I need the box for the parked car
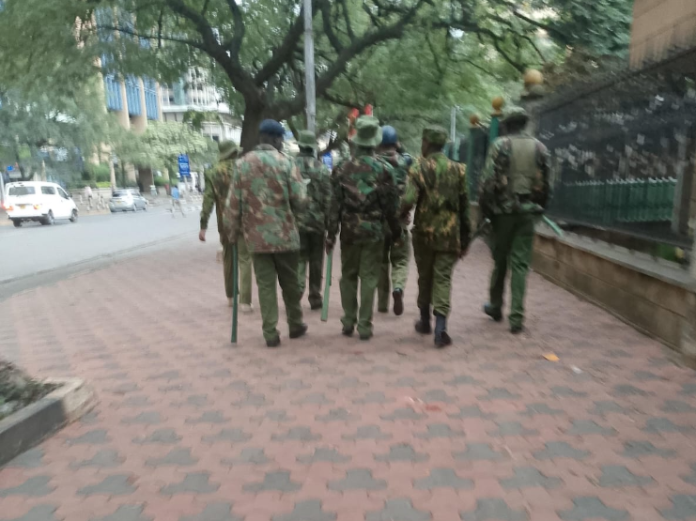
[109,190,148,213]
[3,181,78,227]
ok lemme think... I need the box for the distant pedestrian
[84,186,93,209]
[171,185,185,217]
[223,119,308,348]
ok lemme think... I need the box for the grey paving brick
[612,384,649,397]
[121,412,162,425]
[449,405,491,419]
[421,365,446,373]
[78,475,136,496]
[146,448,198,467]
[293,392,333,405]
[353,392,392,404]
[342,425,391,440]
[380,408,426,421]
[632,370,662,381]
[122,396,151,407]
[620,440,677,459]
[72,449,124,468]
[316,408,358,422]
[590,401,628,415]
[559,497,628,521]
[660,495,696,520]
[328,469,386,491]
[330,377,363,388]
[0,476,54,497]
[6,447,45,468]
[522,403,563,416]
[206,368,233,379]
[445,375,481,386]
[272,500,336,521]
[390,377,425,387]
[223,381,250,391]
[375,444,429,463]
[366,499,431,521]
[147,370,181,380]
[3,505,58,521]
[500,466,561,489]
[80,411,100,425]
[158,383,191,393]
[421,389,455,402]
[243,471,301,492]
[490,421,539,437]
[416,423,465,438]
[93,505,153,521]
[681,463,696,485]
[460,498,528,521]
[260,410,295,422]
[681,383,696,395]
[534,442,589,460]
[232,393,267,407]
[366,365,396,375]
[275,379,310,391]
[414,468,473,490]
[454,443,505,461]
[597,465,654,487]
[551,386,587,397]
[221,448,270,466]
[297,447,351,464]
[661,400,696,413]
[643,417,694,433]
[133,429,181,445]
[179,503,242,521]
[478,387,521,400]
[107,383,140,395]
[606,349,631,358]
[202,429,252,443]
[567,420,616,436]
[186,411,229,424]
[272,426,321,441]
[160,473,219,495]
[67,429,109,445]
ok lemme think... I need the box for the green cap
[422,125,448,146]
[350,116,382,148]
[501,106,529,125]
[297,130,317,150]
[218,141,241,161]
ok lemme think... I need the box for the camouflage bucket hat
[297,130,317,150]
[218,141,241,161]
[422,125,448,146]
[502,106,529,125]
[351,116,382,148]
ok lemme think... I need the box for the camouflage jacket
[200,160,234,242]
[294,152,332,235]
[380,149,410,229]
[401,152,471,253]
[479,133,550,217]
[223,144,307,253]
[327,152,401,246]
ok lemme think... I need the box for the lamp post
[304,0,316,133]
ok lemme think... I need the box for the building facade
[630,0,696,66]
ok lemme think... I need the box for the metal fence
[537,45,696,247]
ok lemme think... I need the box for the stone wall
[630,0,696,66]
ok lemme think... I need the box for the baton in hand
[231,245,239,344]
[321,251,333,322]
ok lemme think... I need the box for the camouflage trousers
[340,241,383,337]
[252,251,304,341]
[298,232,325,310]
[413,238,458,317]
[378,229,411,311]
[223,237,252,304]
[488,213,535,329]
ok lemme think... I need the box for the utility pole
[450,106,458,142]
[303,0,316,133]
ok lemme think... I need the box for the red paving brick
[1,237,696,521]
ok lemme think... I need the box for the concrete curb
[0,378,96,466]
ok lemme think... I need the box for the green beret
[422,125,448,146]
[502,106,529,125]
[297,130,317,150]
[218,141,241,161]
[351,116,382,148]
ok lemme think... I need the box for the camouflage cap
[351,116,382,148]
[422,125,448,146]
[501,106,529,125]
[218,141,241,161]
[297,130,317,150]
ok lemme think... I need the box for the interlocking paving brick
[328,469,386,491]
[148,370,181,380]
[72,449,124,468]
[375,444,429,462]
[272,500,336,521]
[221,448,270,466]
[232,393,267,407]
[66,429,109,445]
[490,421,539,437]
[121,412,163,425]
[680,384,696,395]
[107,383,140,395]
[445,375,481,386]
[293,392,333,405]
[297,447,351,464]
[259,410,295,422]
[93,505,153,521]
[272,427,321,441]
[353,391,392,404]
[449,405,491,418]
[0,476,54,497]
[620,440,677,459]
[122,396,151,407]
[243,471,301,492]
[454,444,504,461]
[416,423,465,438]
[551,386,587,397]
[77,475,136,496]
[534,442,589,460]
[6,447,45,468]
[342,425,391,440]
[380,408,426,421]
[597,465,654,487]
[643,417,694,433]
[522,403,564,416]
[133,428,182,444]
[202,429,252,443]
[146,448,198,467]
[366,499,431,521]
[421,389,455,402]
[660,495,696,520]
[186,411,229,424]
[329,377,363,388]
[460,498,528,521]
[632,370,662,381]
[3,505,58,521]
[682,463,696,485]
[80,411,100,424]
[180,503,242,521]
[590,401,628,415]
[160,473,219,495]
[661,400,696,413]
[275,379,310,391]
[391,377,425,387]
[612,384,649,397]
[500,466,561,489]
[559,497,629,521]
[478,387,521,400]
[566,420,616,436]
[414,468,473,490]
[421,365,445,373]
[315,408,358,422]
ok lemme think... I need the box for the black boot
[483,303,503,322]
[392,289,404,316]
[434,314,452,348]
[414,306,431,334]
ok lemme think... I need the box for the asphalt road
[0,206,207,288]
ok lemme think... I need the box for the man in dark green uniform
[223,120,308,347]
[199,141,254,310]
[377,125,410,316]
[295,130,332,310]
[401,126,471,348]
[479,107,550,334]
[326,116,401,341]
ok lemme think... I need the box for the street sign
[6,165,14,172]
[322,152,333,170]
[178,154,191,178]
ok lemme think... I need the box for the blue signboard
[321,152,333,170]
[6,165,13,172]
[178,154,191,177]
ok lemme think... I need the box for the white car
[4,181,79,227]
[109,190,148,213]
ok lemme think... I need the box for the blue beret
[259,119,285,138]
[381,125,398,146]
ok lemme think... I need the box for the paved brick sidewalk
[1,238,695,521]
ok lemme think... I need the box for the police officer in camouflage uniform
[377,126,410,316]
[223,120,308,348]
[401,126,471,348]
[295,130,332,310]
[200,141,255,311]
[326,116,401,341]
[479,107,550,334]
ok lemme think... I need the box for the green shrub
[96,181,111,188]
[154,176,168,187]
[168,177,179,187]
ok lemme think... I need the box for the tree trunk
[240,103,266,154]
